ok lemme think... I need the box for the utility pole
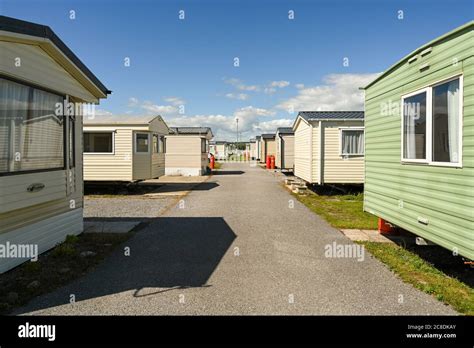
[236,117,239,144]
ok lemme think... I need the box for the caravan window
[84,132,113,153]
[153,134,159,153]
[341,129,364,156]
[402,76,462,166]
[0,78,65,175]
[135,133,149,153]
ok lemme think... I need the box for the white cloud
[92,108,114,117]
[254,118,293,132]
[264,87,276,95]
[128,97,139,107]
[125,97,186,117]
[224,79,290,96]
[167,105,276,140]
[276,73,379,113]
[269,80,290,88]
[295,83,305,89]
[164,97,185,106]
[225,93,249,100]
[224,78,261,92]
[141,102,178,115]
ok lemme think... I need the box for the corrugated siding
[0,208,83,273]
[275,137,283,168]
[83,128,133,181]
[152,153,165,178]
[294,119,312,182]
[0,41,96,102]
[311,125,320,183]
[323,122,364,184]
[364,26,474,260]
[165,136,201,168]
[1,115,83,228]
[265,139,276,158]
[278,135,295,169]
[0,170,67,214]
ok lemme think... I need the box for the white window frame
[152,133,159,153]
[400,74,463,168]
[83,131,115,155]
[339,127,365,156]
[134,132,150,154]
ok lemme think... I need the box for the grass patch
[359,241,474,315]
[294,191,378,229]
[0,231,135,314]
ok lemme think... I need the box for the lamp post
[236,117,239,143]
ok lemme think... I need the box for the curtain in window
[447,79,459,162]
[342,130,364,155]
[21,88,64,170]
[405,107,416,159]
[0,79,29,172]
[0,78,64,173]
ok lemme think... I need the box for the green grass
[359,241,474,315]
[295,191,378,229]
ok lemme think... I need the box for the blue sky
[1,0,472,140]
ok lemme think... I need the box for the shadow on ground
[15,217,236,314]
[85,181,219,195]
[211,170,245,175]
[385,233,474,288]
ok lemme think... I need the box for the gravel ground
[16,163,456,315]
[84,196,178,218]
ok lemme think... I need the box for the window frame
[152,133,159,153]
[201,138,208,153]
[400,74,463,168]
[0,75,67,177]
[83,131,115,155]
[69,115,76,168]
[134,132,150,154]
[339,127,365,157]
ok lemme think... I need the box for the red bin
[210,155,215,170]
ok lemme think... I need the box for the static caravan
[213,141,228,160]
[292,111,365,185]
[83,115,169,182]
[165,127,213,176]
[0,16,110,272]
[261,133,276,161]
[255,135,262,161]
[363,21,473,260]
[275,127,295,170]
[249,138,257,160]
